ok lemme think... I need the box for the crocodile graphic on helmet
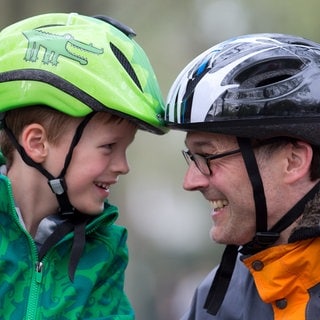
[0,13,167,134]
[23,30,104,66]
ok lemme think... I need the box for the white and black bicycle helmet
[166,33,320,315]
[166,33,320,144]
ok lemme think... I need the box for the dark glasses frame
[182,148,241,176]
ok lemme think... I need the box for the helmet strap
[204,137,320,315]
[204,137,270,315]
[269,181,320,234]
[38,211,92,281]
[2,112,95,215]
[237,137,280,253]
[3,112,96,280]
[203,244,238,315]
[237,137,268,232]
[50,112,96,215]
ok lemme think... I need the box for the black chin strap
[38,212,92,281]
[237,138,268,232]
[2,113,95,214]
[2,112,96,281]
[204,137,320,315]
[269,181,320,233]
[203,245,238,314]
[204,137,268,315]
[237,137,278,254]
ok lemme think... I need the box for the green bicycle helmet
[0,12,167,134]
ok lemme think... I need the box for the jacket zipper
[25,257,46,320]
[6,181,45,320]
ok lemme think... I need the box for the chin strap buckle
[255,231,280,245]
[48,178,75,215]
[240,232,280,255]
[48,178,67,195]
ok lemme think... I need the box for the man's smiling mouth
[210,200,229,211]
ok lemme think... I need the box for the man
[165,33,320,319]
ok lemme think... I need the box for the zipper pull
[35,261,43,283]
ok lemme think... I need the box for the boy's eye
[100,143,115,151]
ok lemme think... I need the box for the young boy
[0,13,167,319]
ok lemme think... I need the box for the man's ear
[284,141,313,183]
[20,123,48,163]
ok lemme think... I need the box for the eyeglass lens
[182,150,211,176]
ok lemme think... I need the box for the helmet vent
[256,73,292,87]
[110,42,143,91]
[236,59,303,88]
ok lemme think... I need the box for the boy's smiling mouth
[95,182,110,191]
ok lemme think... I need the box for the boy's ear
[284,141,313,183]
[20,124,48,163]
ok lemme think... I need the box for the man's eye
[196,153,210,157]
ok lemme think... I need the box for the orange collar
[243,238,320,303]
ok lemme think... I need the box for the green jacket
[0,172,134,319]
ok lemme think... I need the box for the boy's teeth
[96,182,109,190]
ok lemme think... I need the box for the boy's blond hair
[0,105,81,167]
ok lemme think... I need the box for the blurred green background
[2,1,320,319]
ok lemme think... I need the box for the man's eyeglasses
[182,148,241,176]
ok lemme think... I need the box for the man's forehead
[184,131,237,147]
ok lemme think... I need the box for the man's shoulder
[181,256,272,319]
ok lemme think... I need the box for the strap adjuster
[48,178,67,195]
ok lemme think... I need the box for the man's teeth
[211,200,228,211]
